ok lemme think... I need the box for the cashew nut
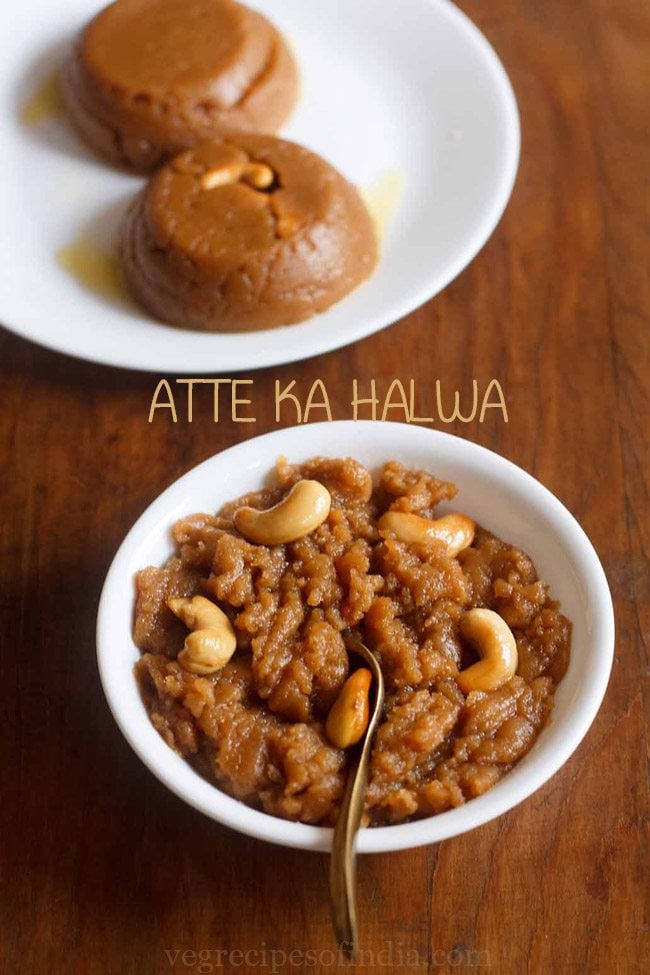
[167,595,237,675]
[456,608,518,693]
[200,162,244,189]
[325,668,372,749]
[200,161,275,191]
[378,511,475,557]
[242,162,275,190]
[233,480,331,545]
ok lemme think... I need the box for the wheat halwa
[134,457,570,826]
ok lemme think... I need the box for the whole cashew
[325,668,372,749]
[378,511,475,557]
[167,595,237,675]
[233,480,332,545]
[242,162,275,189]
[456,608,518,693]
[200,163,245,190]
[200,161,275,191]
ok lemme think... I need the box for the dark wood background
[1,0,648,972]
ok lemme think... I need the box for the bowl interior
[97,422,614,852]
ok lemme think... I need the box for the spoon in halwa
[329,632,385,960]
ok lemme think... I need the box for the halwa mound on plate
[61,0,298,172]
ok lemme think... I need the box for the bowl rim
[96,422,615,853]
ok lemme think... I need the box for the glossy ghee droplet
[56,239,130,304]
[20,74,64,127]
[361,168,404,240]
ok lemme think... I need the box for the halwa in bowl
[97,422,614,852]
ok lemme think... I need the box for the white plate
[97,423,614,852]
[0,0,519,372]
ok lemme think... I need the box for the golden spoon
[329,632,385,960]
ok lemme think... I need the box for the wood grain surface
[1,0,648,972]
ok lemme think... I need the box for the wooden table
[1,0,648,972]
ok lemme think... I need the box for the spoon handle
[329,744,364,957]
[329,635,385,960]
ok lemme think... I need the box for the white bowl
[97,423,614,852]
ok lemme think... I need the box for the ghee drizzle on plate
[20,73,64,127]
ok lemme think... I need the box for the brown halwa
[134,458,571,825]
